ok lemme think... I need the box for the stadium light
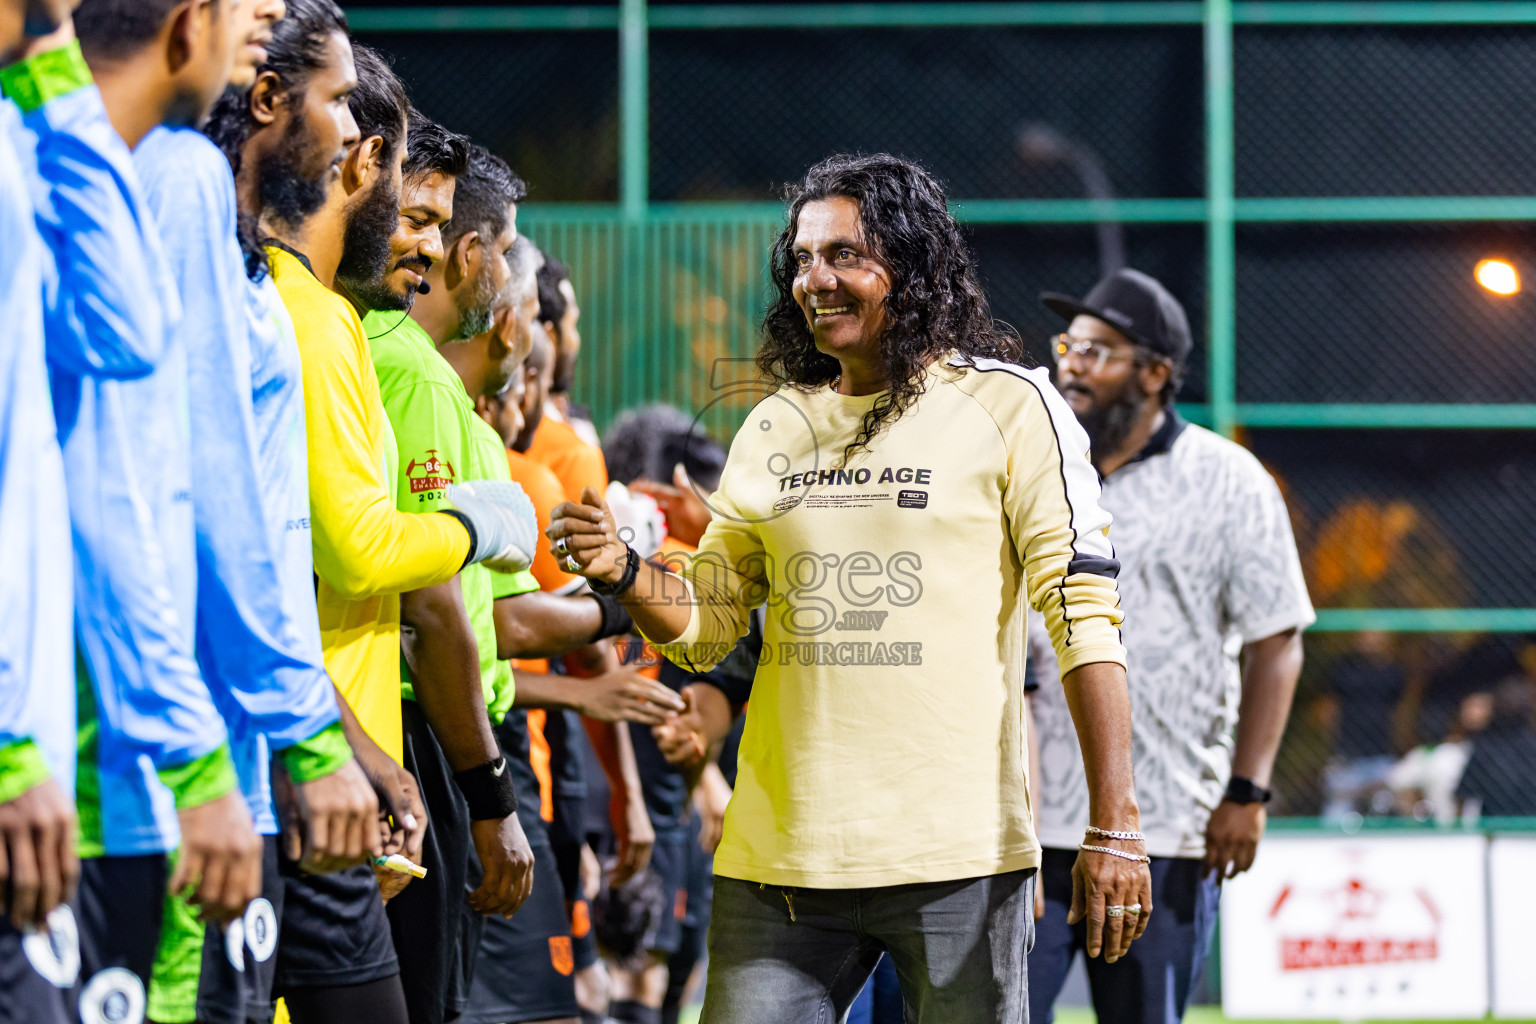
[1475,258,1520,296]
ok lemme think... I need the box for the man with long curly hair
[548,153,1151,1023]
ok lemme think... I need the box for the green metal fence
[348,1,1536,639]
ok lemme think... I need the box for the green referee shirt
[364,311,537,721]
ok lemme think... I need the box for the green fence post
[620,0,649,220]
[1205,0,1237,438]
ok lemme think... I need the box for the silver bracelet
[1079,843,1151,864]
[1084,826,1145,842]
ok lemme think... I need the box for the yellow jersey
[269,247,467,759]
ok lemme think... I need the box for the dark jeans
[703,869,1035,1024]
[1027,848,1220,1024]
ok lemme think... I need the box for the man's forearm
[1231,629,1304,786]
[494,592,604,660]
[510,670,582,712]
[1061,661,1140,828]
[400,578,500,772]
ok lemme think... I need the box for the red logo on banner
[1270,878,1442,972]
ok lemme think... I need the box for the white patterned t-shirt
[1030,412,1314,858]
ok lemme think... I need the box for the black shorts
[548,793,597,971]
[646,830,691,957]
[461,826,579,1024]
[387,701,480,1024]
[273,856,398,995]
[197,835,282,1024]
[78,852,168,1020]
[0,908,78,1024]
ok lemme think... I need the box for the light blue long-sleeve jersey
[0,101,75,801]
[18,80,232,856]
[135,127,341,835]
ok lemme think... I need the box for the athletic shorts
[548,793,597,971]
[678,818,713,935]
[273,857,398,995]
[646,830,691,957]
[461,822,579,1024]
[0,907,78,1024]
[387,701,480,1024]
[148,836,282,1024]
[77,854,168,1024]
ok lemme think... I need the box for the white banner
[1220,834,1488,1020]
[1490,836,1536,1018]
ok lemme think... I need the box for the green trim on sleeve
[491,568,539,600]
[0,739,52,805]
[276,722,354,784]
[156,744,237,810]
[0,39,93,113]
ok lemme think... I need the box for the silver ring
[562,555,581,574]
[555,536,571,557]
[1106,905,1126,918]
[1125,904,1142,915]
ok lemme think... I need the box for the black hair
[759,153,1023,462]
[348,44,409,165]
[202,0,349,279]
[402,108,469,183]
[442,144,525,250]
[536,256,571,327]
[603,405,727,492]
[75,0,216,61]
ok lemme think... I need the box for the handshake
[447,480,541,574]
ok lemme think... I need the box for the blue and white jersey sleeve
[13,79,166,379]
[0,101,74,801]
[135,129,341,760]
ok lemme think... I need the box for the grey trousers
[701,869,1035,1024]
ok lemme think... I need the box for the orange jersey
[507,450,583,594]
[526,416,608,504]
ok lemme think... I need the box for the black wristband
[439,509,479,569]
[589,545,640,597]
[589,591,635,641]
[1224,775,1272,805]
[453,756,518,820]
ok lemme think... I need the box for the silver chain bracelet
[1079,843,1151,864]
[1084,825,1145,842]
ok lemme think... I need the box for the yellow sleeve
[301,307,469,598]
[985,366,1126,676]
[649,435,765,672]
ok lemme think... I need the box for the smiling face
[790,196,893,366]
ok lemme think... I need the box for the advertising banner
[1220,834,1488,1019]
[1490,835,1536,1018]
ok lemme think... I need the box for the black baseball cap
[1041,268,1192,365]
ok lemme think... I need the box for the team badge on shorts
[79,966,145,1024]
[22,905,80,988]
[245,898,278,963]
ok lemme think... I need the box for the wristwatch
[1224,776,1273,805]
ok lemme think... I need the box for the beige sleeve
[987,366,1127,676]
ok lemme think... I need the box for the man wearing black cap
[1025,268,1314,1024]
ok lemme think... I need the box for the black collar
[269,240,314,276]
[1111,406,1187,475]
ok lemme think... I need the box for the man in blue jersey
[0,2,86,1021]
[8,1,262,1017]
[130,2,395,1022]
